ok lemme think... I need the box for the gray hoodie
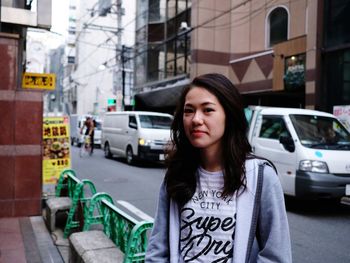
[145,158,292,263]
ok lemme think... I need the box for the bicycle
[79,135,92,157]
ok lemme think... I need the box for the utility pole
[115,0,124,111]
[116,0,122,49]
[121,44,126,111]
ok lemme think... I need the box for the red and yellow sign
[42,116,71,185]
[23,72,56,90]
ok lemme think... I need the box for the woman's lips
[191,130,206,137]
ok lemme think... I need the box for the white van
[101,111,173,164]
[70,114,102,147]
[247,106,350,199]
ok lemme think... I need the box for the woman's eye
[204,108,214,113]
[184,108,193,113]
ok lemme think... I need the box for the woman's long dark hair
[165,73,252,206]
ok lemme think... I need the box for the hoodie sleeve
[256,165,292,263]
[145,181,170,262]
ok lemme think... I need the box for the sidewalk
[0,216,66,263]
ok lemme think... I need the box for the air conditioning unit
[0,0,52,29]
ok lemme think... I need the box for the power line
[70,0,204,75]
[72,0,298,83]
[71,0,252,81]
[116,0,252,64]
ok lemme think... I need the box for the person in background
[322,125,339,144]
[81,116,95,154]
[145,73,292,263]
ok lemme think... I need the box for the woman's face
[183,86,226,154]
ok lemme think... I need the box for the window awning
[134,79,190,111]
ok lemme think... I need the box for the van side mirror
[129,122,137,129]
[279,135,295,152]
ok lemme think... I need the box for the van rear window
[139,115,173,129]
[94,121,102,130]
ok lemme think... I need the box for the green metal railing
[55,169,98,238]
[93,199,153,263]
[83,192,114,231]
[54,169,153,261]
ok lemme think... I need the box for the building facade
[48,45,65,113]
[191,0,314,108]
[63,0,79,114]
[64,0,115,116]
[134,0,350,113]
[134,0,192,113]
[321,0,350,112]
[64,0,135,115]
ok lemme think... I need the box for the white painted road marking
[117,200,154,222]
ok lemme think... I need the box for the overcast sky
[50,0,69,37]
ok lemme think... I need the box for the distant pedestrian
[81,116,95,154]
[145,73,292,262]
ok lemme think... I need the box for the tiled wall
[0,34,43,217]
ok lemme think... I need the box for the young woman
[145,73,292,263]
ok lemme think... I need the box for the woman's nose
[192,111,203,125]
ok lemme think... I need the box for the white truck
[101,111,173,164]
[246,106,350,200]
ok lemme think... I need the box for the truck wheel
[104,143,112,159]
[126,147,134,165]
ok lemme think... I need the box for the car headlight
[138,138,152,146]
[299,160,329,173]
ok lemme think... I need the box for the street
[71,147,350,263]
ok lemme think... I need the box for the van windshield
[139,115,173,129]
[290,114,350,150]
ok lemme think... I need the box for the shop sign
[42,116,71,190]
[22,72,56,90]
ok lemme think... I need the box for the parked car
[101,111,173,164]
[246,106,350,199]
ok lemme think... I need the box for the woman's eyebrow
[184,101,216,107]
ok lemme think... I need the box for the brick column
[0,33,43,217]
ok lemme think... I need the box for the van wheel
[104,143,112,159]
[126,147,134,165]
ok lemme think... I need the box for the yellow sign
[42,116,71,185]
[22,72,56,90]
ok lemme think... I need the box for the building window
[68,56,75,64]
[149,0,166,22]
[267,7,288,47]
[324,0,350,48]
[164,7,191,79]
[324,49,350,110]
[343,50,350,102]
[167,0,190,20]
